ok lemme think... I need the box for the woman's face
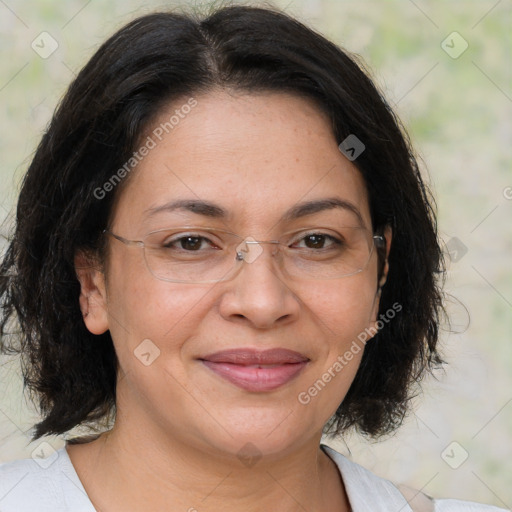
[82,90,389,459]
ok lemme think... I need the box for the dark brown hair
[0,3,445,440]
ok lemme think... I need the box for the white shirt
[0,443,508,511]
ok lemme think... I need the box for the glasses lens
[143,228,239,283]
[141,226,375,283]
[283,226,374,279]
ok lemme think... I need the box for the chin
[190,408,319,462]
[202,434,305,466]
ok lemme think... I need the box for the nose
[218,240,301,329]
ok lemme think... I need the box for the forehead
[112,90,372,232]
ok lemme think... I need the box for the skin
[71,90,391,512]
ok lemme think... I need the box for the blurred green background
[0,0,511,507]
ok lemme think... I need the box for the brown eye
[162,235,212,251]
[303,234,327,249]
[294,233,341,250]
[179,236,204,251]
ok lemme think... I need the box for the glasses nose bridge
[245,239,281,249]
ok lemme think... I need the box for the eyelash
[162,231,343,251]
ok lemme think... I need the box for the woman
[0,4,506,511]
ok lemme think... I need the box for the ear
[376,225,392,292]
[368,225,392,334]
[75,250,109,335]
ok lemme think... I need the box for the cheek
[302,276,378,341]
[108,243,199,317]
[106,278,215,419]
[105,251,214,363]
[295,280,377,422]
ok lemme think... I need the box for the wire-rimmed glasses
[103,225,385,284]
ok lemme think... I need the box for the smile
[200,348,309,392]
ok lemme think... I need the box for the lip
[200,348,309,392]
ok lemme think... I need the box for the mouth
[199,348,310,392]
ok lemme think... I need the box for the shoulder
[0,451,63,512]
[321,443,416,511]
[0,446,94,512]
[320,444,509,512]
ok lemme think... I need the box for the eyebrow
[144,197,365,226]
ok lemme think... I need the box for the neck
[66,419,350,512]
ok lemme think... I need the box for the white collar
[321,443,414,511]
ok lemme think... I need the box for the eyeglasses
[103,226,385,284]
